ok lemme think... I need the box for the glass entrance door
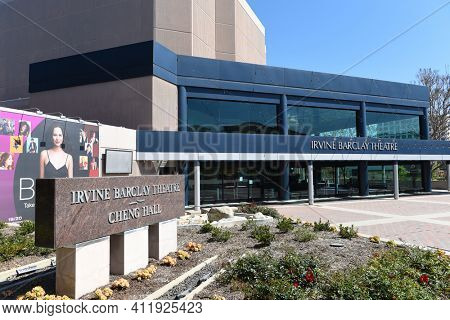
[314,163,359,198]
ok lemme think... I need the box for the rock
[207,206,235,222]
[229,207,240,213]
[201,208,212,214]
[214,217,247,228]
[253,212,265,219]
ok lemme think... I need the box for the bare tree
[416,68,450,178]
[416,68,450,141]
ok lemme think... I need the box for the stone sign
[35,175,184,248]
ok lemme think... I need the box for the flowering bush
[134,265,158,281]
[186,242,202,252]
[162,256,177,267]
[95,287,114,300]
[221,252,319,299]
[222,247,449,300]
[370,236,381,244]
[177,250,191,260]
[17,286,70,300]
[111,278,130,290]
[211,294,226,300]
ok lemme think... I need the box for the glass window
[288,106,357,137]
[368,164,394,195]
[367,112,420,139]
[187,99,279,134]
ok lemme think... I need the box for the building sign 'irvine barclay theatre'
[311,140,399,152]
[35,176,184,249]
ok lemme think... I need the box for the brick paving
[272,192,450,251]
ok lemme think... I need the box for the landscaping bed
[2,208,448,301]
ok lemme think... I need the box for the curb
[144,255,218,300]
[181,269,225,300]
[0,257,56,283]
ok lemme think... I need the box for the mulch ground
[1,222,385,300]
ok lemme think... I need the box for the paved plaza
[272,191,450,251]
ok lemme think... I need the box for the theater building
[1,1,450,210]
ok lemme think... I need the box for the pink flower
[293,281,299,288]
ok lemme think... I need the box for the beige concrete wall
[151,77,179,132]
[235,0,266,65]
[153,0,193,56]
[215,0,266,64]
[193,0,216,59]
[0,0,154,102]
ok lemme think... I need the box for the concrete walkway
[272,192,450,251]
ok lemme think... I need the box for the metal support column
[422,161,432,193]
[178,86,189,206]
[393,161,399,200]
[178,86,188,132]
[194,161,201,211]
[359,161,369,196]
[308,161,314,205]
[278,94,290,201]
[280,161,290,201]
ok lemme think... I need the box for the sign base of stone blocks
[56,237,110,299]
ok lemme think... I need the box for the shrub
[370,236,381,244]
[177,250,191,260]
[0,221,7,230]
[386,240,397,248]
[222,252,320,300]
[294,227,317,243]
[199,222,214,234]
[17,287,70,300]
[239,204,281,219]
[313,219,333,232]
[186,242,202,252]
[221,253,278,284]
[251,226,275,246]
[95,287,113,300]
[276,217,294,233]
[0,234,53,262]
[338,225,358,239]
[134,265,157,281]
[15,220,35,236]
[210,227,232,243]
[211,294,226,300]
[111,278,130,290]
[240,219,256,231]
[162,256,177,267]
[319,247,449,300]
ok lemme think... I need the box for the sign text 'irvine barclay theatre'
[311,140,399,152]
[70,183,181,225]
[35,176,184,249]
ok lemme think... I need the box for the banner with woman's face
[0,109,100,222]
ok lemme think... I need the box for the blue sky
[246,0,450,84]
